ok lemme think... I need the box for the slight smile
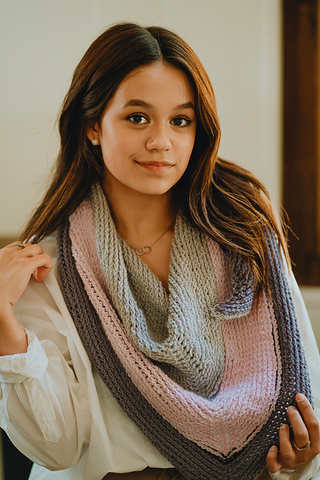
[135,161,174,173]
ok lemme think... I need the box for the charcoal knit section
[57,221,313,480]
[91,183,225,398]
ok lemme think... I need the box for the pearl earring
[92,139,99,146]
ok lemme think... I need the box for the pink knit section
[205,239,282,453]
[69,200,281,457]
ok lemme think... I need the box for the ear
[86,124,100,145]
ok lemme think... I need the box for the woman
[0,23,319,480]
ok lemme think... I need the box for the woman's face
[88,62,196,198]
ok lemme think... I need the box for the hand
[0,241,53,309]
[266,394,320,473]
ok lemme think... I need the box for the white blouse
[0,235,319,480]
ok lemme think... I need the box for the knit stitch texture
[92,183,225,398]
[56,187,313,480]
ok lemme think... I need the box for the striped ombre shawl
[56,193,313,480]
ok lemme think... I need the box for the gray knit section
[215,252,255,319]
[91,183,225,398]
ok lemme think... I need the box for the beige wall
[0,0,282,237]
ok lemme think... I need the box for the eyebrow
[123,99,195,111]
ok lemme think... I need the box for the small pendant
[135,246,151,256]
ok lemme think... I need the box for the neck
[102,180,176,244]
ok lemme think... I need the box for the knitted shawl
[56,185,313,480]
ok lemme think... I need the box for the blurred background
[0,0,319,478]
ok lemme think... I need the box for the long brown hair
[21,22,289,295]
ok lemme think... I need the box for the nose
[146,124,172,151]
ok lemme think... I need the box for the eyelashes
[170,116,192,127]
[126,113,192,127]
[127,114,149,124]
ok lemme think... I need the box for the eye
[170,116,192,127]
[127,114,149,125]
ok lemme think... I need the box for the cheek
[180,135,196,163]
[100,127,141,164]
[100,135,126,165]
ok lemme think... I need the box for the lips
[136,160,174,173]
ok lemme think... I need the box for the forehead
[112,62,195,106]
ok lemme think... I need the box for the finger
[12,252,53,282]
[30,253,53,281]
[33,257,53,282]
[18,244,44,257]
[7,242,38,256]
[266,445,282,473]
[286,404,309,449]
[7,241,28,247]
[9,240,33,246]
[296,394,320,446]
[6,243,47,266]
[7,241,30,250]
[278,423,295,467]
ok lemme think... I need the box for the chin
[129,181,175,197]
[138,188,172,197]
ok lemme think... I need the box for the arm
[0,242,52,355]
[0,242,91,470]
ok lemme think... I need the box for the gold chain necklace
[131,221,175,256]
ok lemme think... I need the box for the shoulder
[13,234,62,330]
